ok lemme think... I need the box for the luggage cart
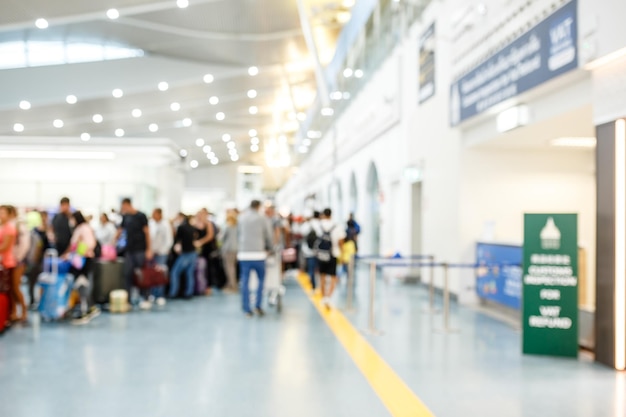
[265,251,285,312]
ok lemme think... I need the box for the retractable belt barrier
[348,256,521,335]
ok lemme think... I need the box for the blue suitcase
[38,249,73,321]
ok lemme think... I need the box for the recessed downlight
[170,102,181,111]
[216,112,225,121]
[132,109,142,118]
[81,133,91,142]
[222,133,231,142]
[182,118,192,127]
[158,82,169,91]
[190,160,199,168]
[203,74,214,83]
[247,89,257,99]
[195,138,205,147]
[177,0,189,8]
[13,123,24,132]
[19,100,31,110]
[112,88,123,98]
[248,66,259,76]
[354,69,364,78]
[248,129,257,137]
[179,149,188,157]
[209,96,219,105]
[250,137,259,145]
[149,123,159,132]
[227,141,236,149]
[202,145,212,153]
[107,9,120,19]
[66,95,78,104]
[210,158,219,165]
[249,106,258,115]
[251,144,259,152]
[35,18,49,29]
[93,114,104,123]
[53,119,64,128]
[115,128,125,137]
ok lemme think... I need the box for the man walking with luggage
[149,208,172,306]
[118,198,152,309]
[316,208,346,309]
[238,200,272,318]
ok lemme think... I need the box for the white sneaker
[156,297,166,307]
[139,300,152,310]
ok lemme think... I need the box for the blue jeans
[151,254,168,298]
[306,257,317,289]
[239,260,265,313]
[168,252,197,298]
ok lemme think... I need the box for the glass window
[0,42,26,69]
[26,41,65,66]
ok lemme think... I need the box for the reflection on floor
[0,266,622,417]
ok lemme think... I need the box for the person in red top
[0,205,18,323]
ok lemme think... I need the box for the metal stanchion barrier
[422,255,440,314]
[343,255,356,313]
[435,262,459,333]
[362,260,383,336]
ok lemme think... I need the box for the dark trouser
[200,251,213,289]
[124,251,146,295]
[239,260,265,313]
[69,257,94,313]
[27,264,42,306]
[306,257,317,289]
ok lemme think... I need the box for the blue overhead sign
[450,0,578,126]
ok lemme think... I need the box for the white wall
[458,148,596,304]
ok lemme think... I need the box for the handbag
[133,262,169,289]
[282,247,297,263]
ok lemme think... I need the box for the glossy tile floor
[0,267,623,417]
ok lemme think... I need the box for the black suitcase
[92,259,125,304]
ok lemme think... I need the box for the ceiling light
[297,112,306,121]
[13,123,24,133]
[179,149,188,158]
[549,137,597,148]
[112,88,123,98]
[222,133,231,142]
[19,100,31,110]
[229,150,238,157]
[216,112,225,121]
[249,106,258,115]
[149,123,159,132]
[170,102,181,111]
[182,118,192,127]
[343,68,353,78]
[196,138,205,147]
[177,0,189,8]
[336,11,351,24]
[251,144,259,152]
[209,96,219,105]
[207,151,215,158]
[107,9,120,20]
[115,128,125,137]
[66,95,77,104]
[248,66,259,76]
[247,89,257,99]
[190,160,199,169]
[249,129,257,137]
[307,130,322,139]
[203,74,214,83]
[35,18,49,29]
[158,82,169,91]
[231,155,240,162]
[227,141,236,149]
[330,91,343,101]
[298,145,309,154]
[342,0,355,7]
[251,137,259,145]
[132,109,142,118]
[354,69,364,78]
[202,145,211,153]
[211,158,219,165]
[81,133,91,142]
[53,119,64,128]
[321,107,334,116]
[93,114,103,123]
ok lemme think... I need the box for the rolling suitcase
[0,267,10,334]
[92,258,125,305]
[38,249,73,321]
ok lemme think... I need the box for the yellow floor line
[297,274,435,417]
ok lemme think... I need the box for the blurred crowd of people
[0,195,361,329]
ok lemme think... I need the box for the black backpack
[315,226,335,262]
[305,227,318,249]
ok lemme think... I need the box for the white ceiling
[0,0,353,188]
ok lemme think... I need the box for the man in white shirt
[300,210,322,292]
[316,208,346,308]
[149,208,173,306]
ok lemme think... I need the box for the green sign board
[523,213,578,358]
